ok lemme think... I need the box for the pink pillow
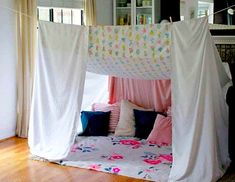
[92,102,120,133]
[166,106,172,117]
[147,114,172,146]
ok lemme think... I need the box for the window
[37,7,84,25]
[38,7,50,21]
[53,8,62,23]
[198,1,214,24]
[180,0,214,23]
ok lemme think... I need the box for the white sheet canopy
[29,18,230,182]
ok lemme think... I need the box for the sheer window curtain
[16,0,37,138]
[84,0,96,25]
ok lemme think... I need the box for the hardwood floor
[0,137,148,182]
[1,137,234,182]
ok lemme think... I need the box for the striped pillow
[92,102,120,133]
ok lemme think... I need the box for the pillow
[166,106,172,117]
[134,109,163,139]
[92,102,120,133]
[80,111,111,136]
[147,114,172,146]
[114,100,153,136]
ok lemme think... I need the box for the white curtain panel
[28,21,88,160]
[169,18,230,182]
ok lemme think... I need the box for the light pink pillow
[147,114,172,146]
[92,102,120,133]
[166,106,172,117]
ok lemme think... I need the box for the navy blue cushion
[80,111,111,136]
[134,109,165,139]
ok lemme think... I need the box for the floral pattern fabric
[87,24,171,80]
[59,136,172,181]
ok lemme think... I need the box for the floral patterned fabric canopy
[87,24,171,80]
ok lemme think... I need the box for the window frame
[37,7,84,25]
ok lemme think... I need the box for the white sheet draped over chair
[29,18,230,181]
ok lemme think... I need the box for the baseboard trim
[0,136,16,143]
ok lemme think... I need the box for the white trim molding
[38,0,84,9]
[213,36,235,44]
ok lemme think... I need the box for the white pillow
[114,100,153,136]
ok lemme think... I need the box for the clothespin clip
[205,10,208,17]
[169,16,173,24]
[205,10,209,22]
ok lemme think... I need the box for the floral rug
[59,136,172,182]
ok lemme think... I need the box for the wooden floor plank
[1,137,234,182]
[0,137,148,182]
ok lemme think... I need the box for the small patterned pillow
[92,102,120,133]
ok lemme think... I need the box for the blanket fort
[29,18,230,182]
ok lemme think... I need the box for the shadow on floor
[218,165,235,182]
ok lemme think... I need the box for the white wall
[0,0,17,140]
[96,0,113,25]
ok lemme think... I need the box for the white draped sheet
[28,22,88,160]
[169,18,230,182]
[29,18,230,181]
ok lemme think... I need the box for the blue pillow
[80,111,111,136]
[134,109,165,139]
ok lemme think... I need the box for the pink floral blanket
[59,136,172,181]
